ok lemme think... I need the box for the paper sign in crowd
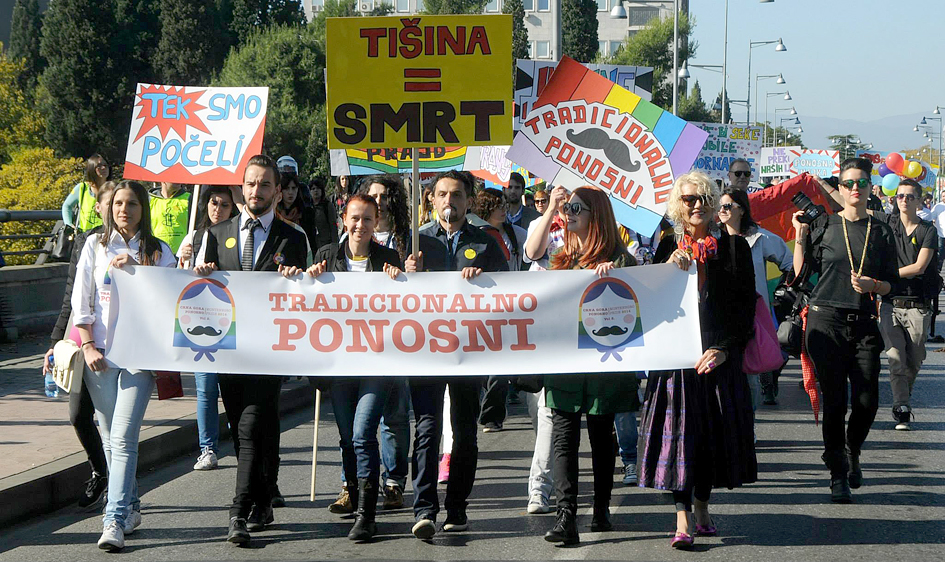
[690,123,763,182]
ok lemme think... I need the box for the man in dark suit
[404,171,508,539]
[194,154,310,545]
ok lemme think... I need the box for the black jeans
[551,409,614,514]
[70,369,107,476]
[409,377,481,520]
[478,376,508,426]
[219,374,283,518]
[805,308,881,471]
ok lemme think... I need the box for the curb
[0,380,314,529]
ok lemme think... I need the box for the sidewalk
[0,333,315,528]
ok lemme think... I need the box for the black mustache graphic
[187,326,223,336]
[566,129,641,173]
[593,326,629,337]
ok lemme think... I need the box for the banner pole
[187,184,201,233]
[411,151,420,256]
[309,388,321,501]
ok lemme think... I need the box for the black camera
[792,191,825,224]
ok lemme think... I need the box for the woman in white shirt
[72,180,177,551]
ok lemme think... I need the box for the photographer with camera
[872,179,938,431]
[792,157,900,504]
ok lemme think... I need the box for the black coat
[204,214,309,272]
[654,231,755,353]
[50,226,102,344]
[314,241,404,272]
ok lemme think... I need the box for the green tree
[828,134,867,161]
[607,12,696,111]
[154,0,220,85]
[0,148,83,264]
[677,80,711,123]
[503,0,529,64]
[709,89,730,124]
[304,105,331,183]
[0,44,46,165]
[39,0,129,161]
[422,0,489,14]
[216,24,326,172]
[312,0,360,47]
[9,0,45,95]
[231,0,306,44]
[561,0,597,63]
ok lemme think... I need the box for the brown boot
[328,484,357,514]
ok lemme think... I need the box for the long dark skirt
[637,356,757,492]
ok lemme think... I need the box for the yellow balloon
[904,161,922,178]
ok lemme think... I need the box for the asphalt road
[1,358,943,561]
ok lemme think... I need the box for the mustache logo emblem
[593,326,629,337]
[566,129,641,173]
[187,326,223,337]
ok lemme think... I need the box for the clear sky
[687,0,945,151]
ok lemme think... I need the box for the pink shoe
[671,531,694,549]
[438,453,450,484]
[695,523,717,536]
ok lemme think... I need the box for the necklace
[841,214,870,276]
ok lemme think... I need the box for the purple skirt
[637,358,757,492]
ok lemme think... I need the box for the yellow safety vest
[149,191,191,254]
[76,183,103,232]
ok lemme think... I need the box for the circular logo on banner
[225,237,237,249]
[173,278,237,362]
[464,248,477,260]
[577,277,644,361]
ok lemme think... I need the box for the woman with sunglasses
[792,157,899,503]
[639,172,757,550]
[542,186,639,545]
[718,188,793,405]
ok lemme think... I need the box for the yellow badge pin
[464,248,477,260]
[225,237,237,249]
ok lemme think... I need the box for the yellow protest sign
[326,15,513,150]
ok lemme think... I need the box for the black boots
[589,503,612,532]
[545,507,579,545]
[348,479,377,541]
[846,446,862,489]
[823,451,852,503]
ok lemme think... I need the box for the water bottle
[44,371,59,398]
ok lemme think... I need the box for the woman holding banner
[542,186,639,546]
[639,172,757,550]
[791,157,899,503]
[177,185,238,471]
[72,180,177,551]
[282,194,404,541]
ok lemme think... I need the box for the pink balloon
[886,153,905,174]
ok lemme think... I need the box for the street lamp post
[754,73,785,123]
[611,1,679,114]
[763,92,792,146]
[775,116,800,147]
[921,115,943,179]
[746,37,786,123]
[720,0,777,125]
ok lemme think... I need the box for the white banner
[105,265,702,376]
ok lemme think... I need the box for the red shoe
[438,453,450,484]
[671,531,694,549]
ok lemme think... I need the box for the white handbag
[52,339,85,393]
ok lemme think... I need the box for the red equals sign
[404,69,441,92]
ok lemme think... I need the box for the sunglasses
[680,194,708,207]
[534,198,549,204]
[562,202,589,215]
[730,170,751,178]
[719,202,740,212]
[896,193,917,202]
[840,178,871,190]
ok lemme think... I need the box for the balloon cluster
[878,153,924,195]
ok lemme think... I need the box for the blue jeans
[380,378,411,489]
[330,377,393,485]
[83,364,154,528]
[194,372,219,452]
[614,411,638,466]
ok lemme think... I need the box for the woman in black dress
[638,171,757,549]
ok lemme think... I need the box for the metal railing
[0,210,64,264]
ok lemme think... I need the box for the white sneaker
[527,494,552,514]
[193,447,218,471]
[123,509,142,535]
[622,463,638,486]
[98,522,124,551]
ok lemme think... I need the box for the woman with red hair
[542,186,639,545]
